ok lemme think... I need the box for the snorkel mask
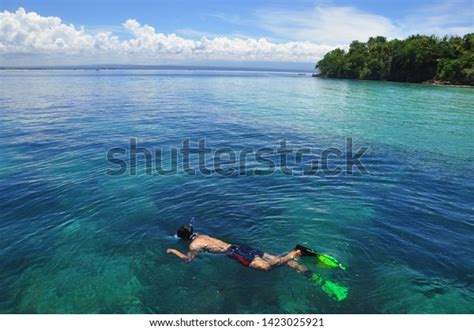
[176,217,196,240]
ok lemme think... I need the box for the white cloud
[0,8,335,65]
[255,6,398,44]
[253,1,472,44]
[398,0,473,37]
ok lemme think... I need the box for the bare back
[189,235,231,254]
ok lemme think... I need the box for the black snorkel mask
[176,218,197,240]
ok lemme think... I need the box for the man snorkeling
[166,224,308,272]
[166,223,349,301]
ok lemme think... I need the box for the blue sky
[1,0,472,68]
[2,0,466,40]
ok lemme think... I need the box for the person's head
[176,224,194,240]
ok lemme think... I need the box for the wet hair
[177,224,193,240]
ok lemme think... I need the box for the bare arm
[166,248,198,262]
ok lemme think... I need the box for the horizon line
[0,64,315,73]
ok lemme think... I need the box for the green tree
[316,33,474,85]
[316,48,346,78]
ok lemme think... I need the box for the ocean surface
[0,70,473,313]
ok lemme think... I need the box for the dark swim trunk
[226,244,264,266]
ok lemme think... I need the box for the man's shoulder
[196,234,211,239]
[189,235,209,247]
[192,234,212,243]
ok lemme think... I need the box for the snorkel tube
[188,217,197,239]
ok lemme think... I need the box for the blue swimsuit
[226,244,264,266]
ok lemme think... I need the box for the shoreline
[422,80,474,88]
[312,74,474,88]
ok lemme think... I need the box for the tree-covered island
[316,34,474,86]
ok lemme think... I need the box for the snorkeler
[166,223,349,301]
[166,224,307,272]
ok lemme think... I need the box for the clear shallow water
[0,70,473,313]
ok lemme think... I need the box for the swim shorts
[226,244,264,266]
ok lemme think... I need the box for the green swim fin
[294,245,346,270]
[316,254,347,270]
[310,273,348,301]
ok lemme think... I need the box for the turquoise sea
[0,70,473,313]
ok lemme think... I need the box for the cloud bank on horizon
[0,8,336,66]
[0,2,472,67]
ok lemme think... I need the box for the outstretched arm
[166,248,198,262]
